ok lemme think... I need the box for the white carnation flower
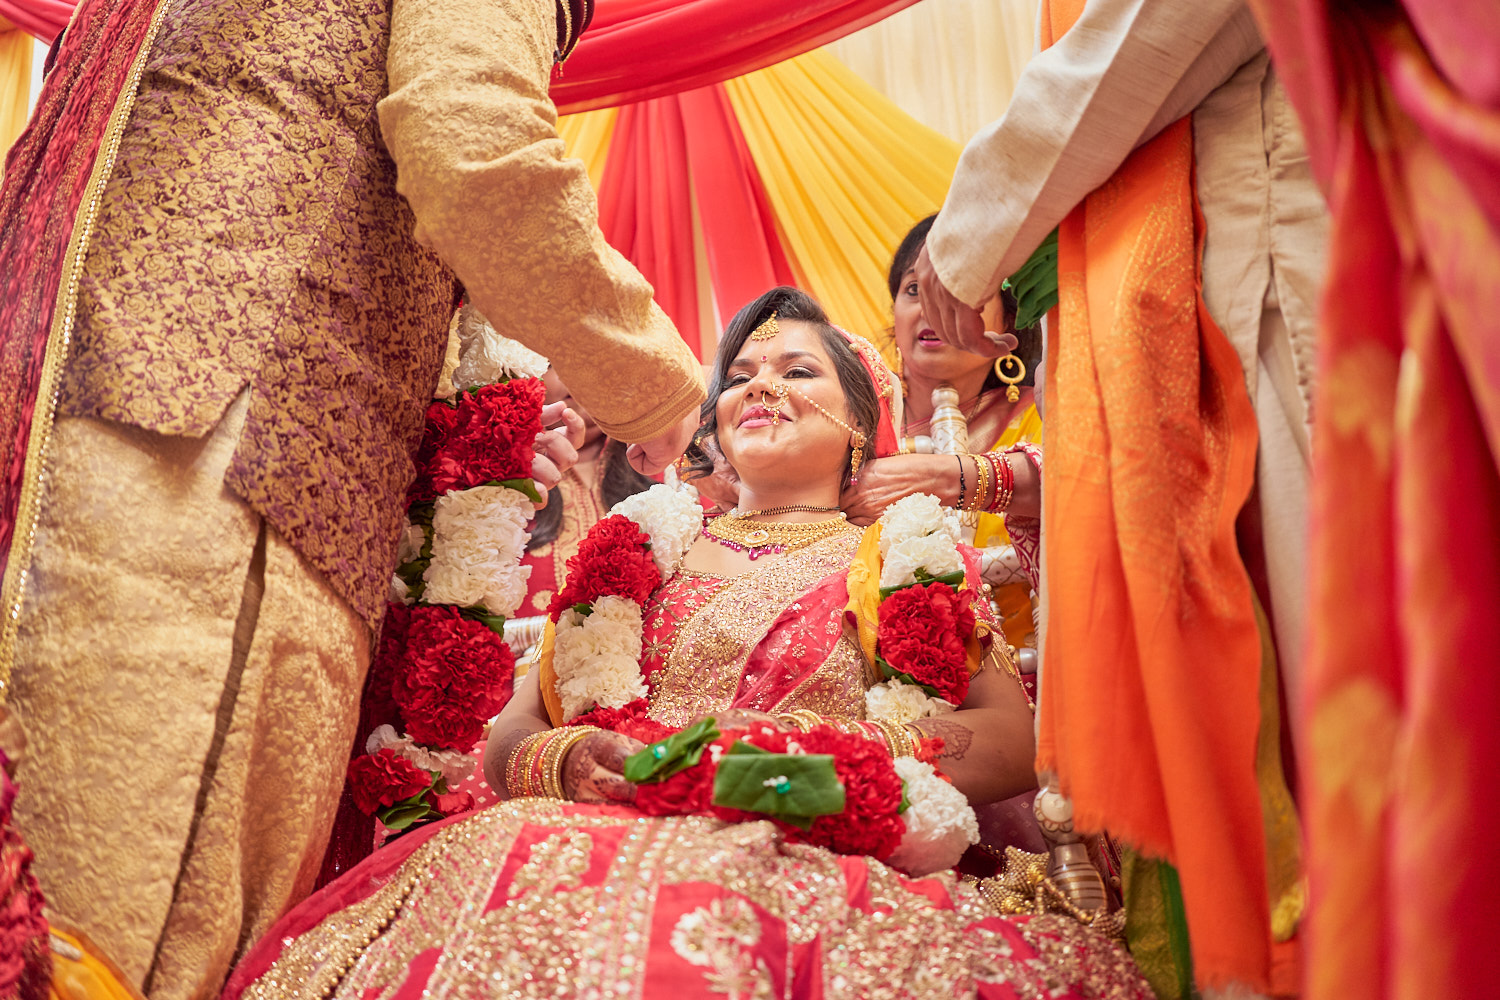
[451,307,549,389]
[879,493,961,554]
[879,532,963,590]
[611,483,703,578]
[365,724,476,785]
[552,598,647,721]
[864,679,954,725]
[885,757,980,878]
[389,574,413,605]
[422,485,533,616]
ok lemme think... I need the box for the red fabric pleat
[0,0,73,42]
[596,98,700,356]
[678,84,797,331]
[552,0,922,114]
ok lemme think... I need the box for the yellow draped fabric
[554,106,617,191]
[558,50,961,363]
[724,50,960,364]
[0,26,33,161]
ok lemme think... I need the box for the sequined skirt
[228,800,1151,1000]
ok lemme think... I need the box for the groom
[0,0,703,996]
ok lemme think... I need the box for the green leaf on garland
[375,777,439,832]
[711,745,845,831]
[492,478,544,504]
[878,569,964,599]
[874,655,947,701]
[458,605,507,636]
[1001,228,1058,332]
[623,717,721,784]
[572,602,593,617]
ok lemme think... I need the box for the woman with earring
[843,215,1044,652]
[222,287,1147,1000]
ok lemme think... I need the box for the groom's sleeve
[379,0,705,442]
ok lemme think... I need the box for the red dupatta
[1247,3,1500,996]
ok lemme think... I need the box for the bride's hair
[681,286,880,490]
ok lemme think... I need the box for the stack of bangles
[957,452,1015,514]
[777,709,920,758]
[506,725,601,798]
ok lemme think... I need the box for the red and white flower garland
[348,312,548,832]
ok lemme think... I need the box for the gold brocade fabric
[13,398,368,1000]
[55,0,704,631]
[645,532,868,727]
[244,803,1151,1000]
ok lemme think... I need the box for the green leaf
[623,717,721,784]
[458,604,507,636]
[875,656,947,701]
[492,478,544,504]
[375,777,440,832]
[572,602,593,617]
[878,569,964,599]
[711,746,845,828]
[1001,228,1059,331]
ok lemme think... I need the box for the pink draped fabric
[0,0,71,42]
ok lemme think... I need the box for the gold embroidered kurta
[58,0,705,631]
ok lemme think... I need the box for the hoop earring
[994,354,1026,403]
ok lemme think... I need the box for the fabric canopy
[0,0,69,43]
[561,48,961,362]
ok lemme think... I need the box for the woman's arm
[841,451,1040,525]
[908,657,1037,806]
[482,668,552,798]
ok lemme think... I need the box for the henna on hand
[562,731,646,804]
[910,717,974,760]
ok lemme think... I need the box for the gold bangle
[969,455,990,513]
[506,730,551,798]
[782,709,824,733]
[871,718,916,758]
[541,726,600,800]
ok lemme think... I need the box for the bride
[225,288,1148,1000]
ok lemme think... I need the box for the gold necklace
[738,504,841,517]
[702,512,854,560]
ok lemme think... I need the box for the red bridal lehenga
[225,534,1151,1000]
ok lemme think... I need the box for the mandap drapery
[560,49,961,362]
[1246,2,1500,998]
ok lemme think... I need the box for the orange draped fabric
[1034,0,1276,991]
[1247,3,1500,998]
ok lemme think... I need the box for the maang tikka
[750,311,780,341]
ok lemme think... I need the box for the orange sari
[1248,3,1500,997]
[1035,0,1285,992]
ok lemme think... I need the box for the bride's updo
[681,286,880,490]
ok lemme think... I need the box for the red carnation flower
[348,748,431,815]
[570,699,673,745]
[877,583,976,704]
[430,788,476,817]
[790,726,907,860]
[635,762,717,817]
[548,515,660,618]
[408,378,545,503]
[393,606,515,751]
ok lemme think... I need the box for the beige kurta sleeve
[379,0,705,442]
[926,0,1264,307]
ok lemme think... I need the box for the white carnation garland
[550,483,703,721]
[864,493,965,725]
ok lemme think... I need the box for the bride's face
[715,320,856,491]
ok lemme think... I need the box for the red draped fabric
[595,83,800,347]
[550,0,921,114]
[1247,2,1500,998]
[2,0,922,108]
[0,0,71,42]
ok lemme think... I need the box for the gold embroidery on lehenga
[507,829,592,900]
[670,897,776,998]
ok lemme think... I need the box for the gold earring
[750,311,780,341]
[849,431,866,484]
[994,353,1026,403]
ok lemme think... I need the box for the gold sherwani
[10,0,703,997]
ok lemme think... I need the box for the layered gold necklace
[702,510,854,560]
